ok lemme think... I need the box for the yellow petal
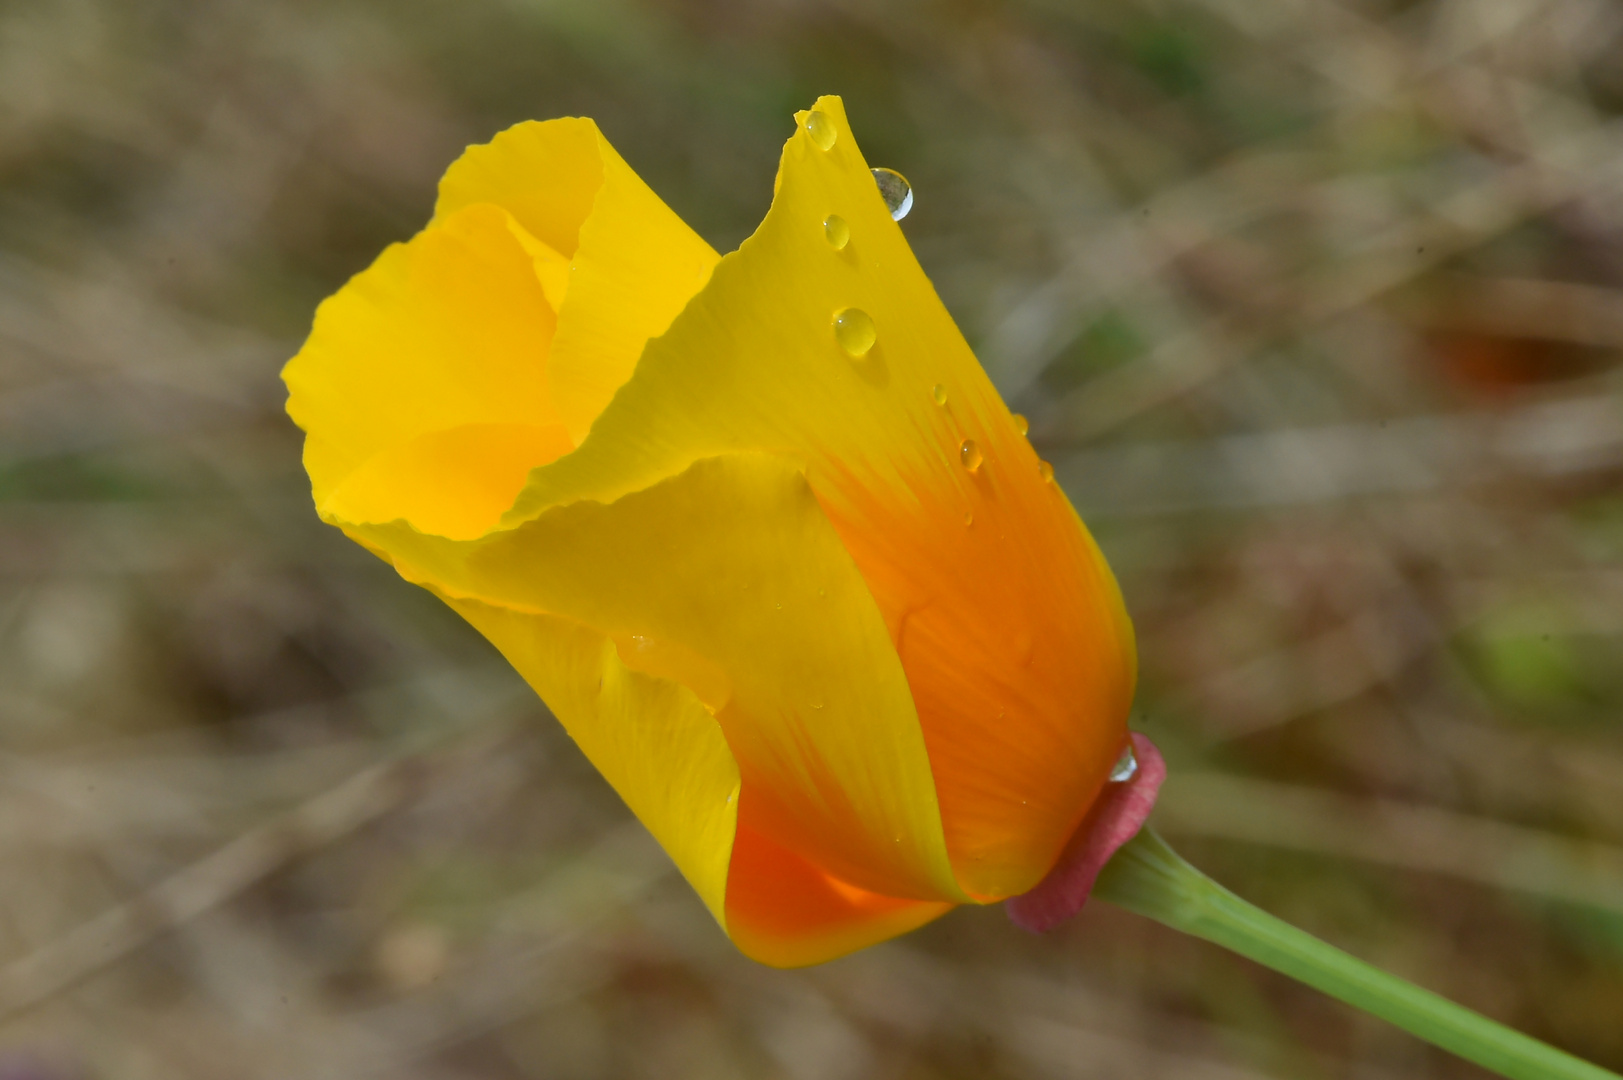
[324,423,574,542]
[437,118,722,443]
[283,202,568,523]
[436,117,603,260]
[497,97,1136,900]
[348,453,966,906]
[447,598,739,926]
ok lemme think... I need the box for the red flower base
[1005,733,1166,933]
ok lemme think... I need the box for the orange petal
[725,808,952,969]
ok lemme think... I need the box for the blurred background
[2,0,1622,1076]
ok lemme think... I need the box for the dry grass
[1,0,1621,1077]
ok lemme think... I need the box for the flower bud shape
[282,97,1136,967]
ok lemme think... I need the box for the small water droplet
[823,213,850,250]
[871,168,913,220]
[1110,744,1139,783]
[1038,460,1054,483]
[806,110,837,151]
[960,438,983,473]
[833,307,876,357]
[810,698,824,710]
[963,511,973,526]
[932,384,947,406]
[1012,413,1029,436]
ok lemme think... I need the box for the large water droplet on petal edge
[872,167,913,220]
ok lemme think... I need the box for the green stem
[1093,828,1620,1080]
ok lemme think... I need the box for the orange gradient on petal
[725,803,952,968]
[808,412,1136,902]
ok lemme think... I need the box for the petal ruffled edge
[438,116,723,444]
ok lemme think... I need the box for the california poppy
[283,96,1137,967]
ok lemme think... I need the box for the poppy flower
[282,96,1139,967]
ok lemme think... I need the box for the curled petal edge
[1004,733,1166,933]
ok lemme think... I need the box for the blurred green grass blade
[1097,829,1622,1080]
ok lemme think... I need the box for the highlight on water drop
[1038,460,1054,483]
[1110,743,1139,782]
[823,213,850,250]
[806,110,837,151]
[932,384,948,406]
[871,168,913,220]
[833,307,877,357]
[1012,413,1029,436]
[960,438,983,473]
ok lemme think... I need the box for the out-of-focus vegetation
[2,0,1621,1076]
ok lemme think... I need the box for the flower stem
[1093,828,1620,1080]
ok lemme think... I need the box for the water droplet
[963,511,973,526]
[806,110,837,151]
[833,307,876,357]
[960,438,983,473]
[1038,460,1054,483]
[871,168,913,220]
[810,698,824,710]
[1110,744,1139,783]
[1012,413,1029,436]
[931,384,947,406]
[823,213,850,250]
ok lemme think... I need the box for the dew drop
[931,384,947,406]
[1110,744,1139,783]
[871,168,913,220]
[1012,413,1029,436]
[806,110,837,151]
[963,511,974,526]
[960,438,983,473]
[1038,459,1054,483]
[833,307,876,357]
[823,213,850,250]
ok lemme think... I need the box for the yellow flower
[282,96,1136,967]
